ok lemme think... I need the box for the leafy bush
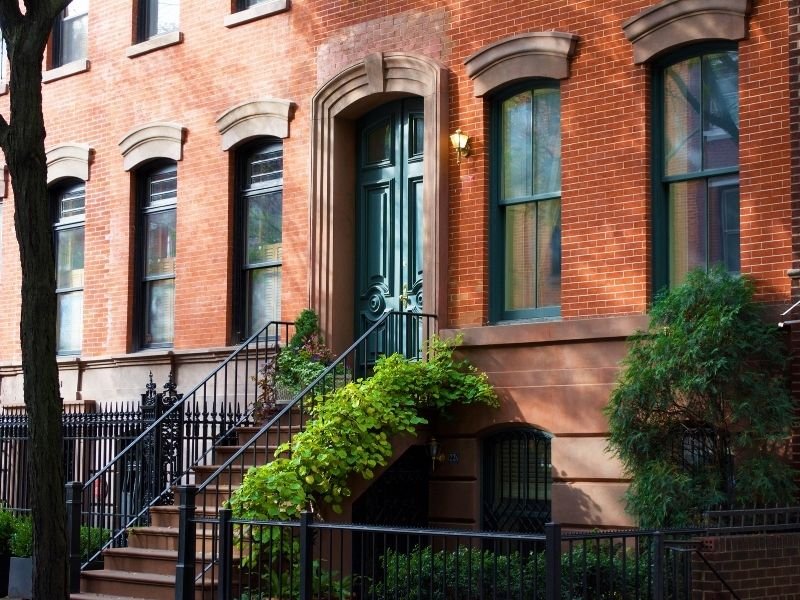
[11,516,32,557]
[0,509,15,556]
[373,542,650,600]
[230,335,497,521]
[605,268,796,527]
[80,525,111,558]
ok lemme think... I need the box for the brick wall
[692,533,800,599]
[0,0,791,359]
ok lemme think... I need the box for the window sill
[224,0,289,28]
[126,30,183,58]
[0,81,7,96]
[43,59,89,84]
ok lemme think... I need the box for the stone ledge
[224,0,289,28]
[126,30,183,59]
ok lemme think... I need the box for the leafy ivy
[229,335,498,521]
[605,268,796,527]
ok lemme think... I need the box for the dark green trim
[651,42,739,294]
[489,80,562,323]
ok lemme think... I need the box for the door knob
[399,283,410,310]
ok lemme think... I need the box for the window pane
[669,179,707,286]
[60,186,86,220]
[57,290,83,354]
[708,176,740,273]
[247,148,283,188]
[533,88,561,196]
[246,191,282,266]
[504,202,536,311]
[536,199,561,308]
[145,210,176,277]
[65,0,89,16]
[703,52,739,170]
[146,167,177,207]
[501,91,532,201]
[156,0,179,35]
[61,12,87,64]
[665,57,702,176]
[56,227,85,290]
[144,279,174,345]
[247,266,281,336]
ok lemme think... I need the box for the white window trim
[43,58,90,83]
[126,30,183,59]
[224,0,289,28]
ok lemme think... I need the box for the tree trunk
[0,2,72,598]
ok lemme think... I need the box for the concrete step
[72,593,153,600]
[212,444,275,464]
[79,569,220,600]
[236,422,303,446]
[193,464,250,487]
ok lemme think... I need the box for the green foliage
[605,268,796,527]
[373,543,650,600]
[0,509,15,556]
[7,515,109,559]
[11,516,32,558]
[230,335,497,521]
[239,559,352,600]
[290,309,321,349]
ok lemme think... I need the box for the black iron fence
[171,483,729,600]
[0,400,145,513]
[163,494,800,600]
[77,320,295,567]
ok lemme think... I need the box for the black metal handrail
[193,311,437,518]
[78,320,294,567]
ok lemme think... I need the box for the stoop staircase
[69,311,435,600]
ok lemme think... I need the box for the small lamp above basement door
[428,437,446,471]
[449,128,471,164]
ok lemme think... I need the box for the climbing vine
[229,335,498,521]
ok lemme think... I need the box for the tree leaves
[605,268,796,527]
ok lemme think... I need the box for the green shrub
[80,525,111,558]
[605,268,796,527]
[0,509,15,556]
[231,335,497,521]
[11,516,32,557]
[372,542,651,600]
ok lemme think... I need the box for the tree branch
[0,0,22,36]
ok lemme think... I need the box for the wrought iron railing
[77,320,295,567]
[0,401,143,512]
[193,311,437,518]
[175,499,790,600]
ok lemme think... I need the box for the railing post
[653,531,664,600]
[175,485,197,600]
[545,522,561,600]
[298,511,314,600]
[66,481,82,594]
[218,508,233,600]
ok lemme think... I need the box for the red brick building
[0,0,792,529]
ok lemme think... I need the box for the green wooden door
[356,98,424,345]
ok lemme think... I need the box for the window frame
[490,79,562,322]
[652,42,740,293]
[137,0,179,43]
[51,179,86,356]
[233,139,283,341]
[51,1,88,68]
[135,161,178,350]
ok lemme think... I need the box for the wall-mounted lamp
[428,437,446,471]
[449,128,471,164]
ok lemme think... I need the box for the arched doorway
[309,52,448,351]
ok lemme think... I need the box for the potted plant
[0,508,15,597]
[8,515,32,599]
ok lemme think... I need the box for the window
[138,0,179,41]
[654,47,739,290]
[237,0,265,8]
[482,428,552,533]
[138,163,177,348]
[52,0,88,67]
[52,181,85,354]
[1,34,6,81]
[492,82,561,321]
[236,141,282,339]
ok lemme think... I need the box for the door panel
[357,99,424,342]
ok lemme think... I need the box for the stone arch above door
[309,52,448,350]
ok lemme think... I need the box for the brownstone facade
[0,0,794,528]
